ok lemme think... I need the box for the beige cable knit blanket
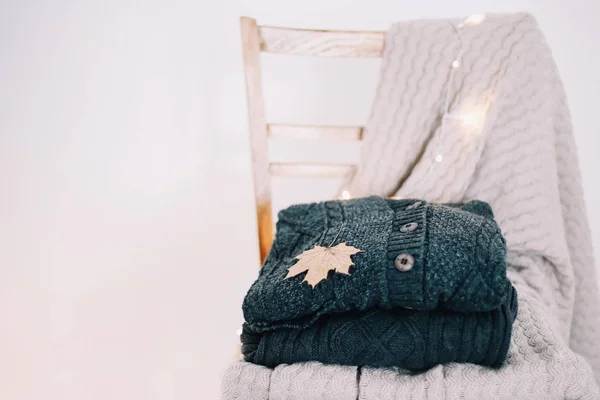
[222,13,600,399]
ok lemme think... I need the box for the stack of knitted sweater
[241,197,516,371]
[223,12,600,399]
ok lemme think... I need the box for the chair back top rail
[258,25,385,57]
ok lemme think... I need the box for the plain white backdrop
[1,1,599,399]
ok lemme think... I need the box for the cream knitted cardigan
[222,13,600,399]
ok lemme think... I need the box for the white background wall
[1,1,599,399]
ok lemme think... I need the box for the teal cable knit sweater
[242,197,517,369]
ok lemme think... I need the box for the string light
[340,190,351,200]
[236,328,242,336]
[431,20,464,168]
[429,14,486,169]
[380,14,487,187]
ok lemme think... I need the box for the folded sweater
[243,196,509,333]
[243,282,517,369]
[241,196,517,369]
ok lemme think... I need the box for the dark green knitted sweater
[241,197,517,369]
[242,284,517,369]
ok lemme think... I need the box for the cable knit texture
[243,197,509,334]
[243,283,517,369]
[222,12,600,399]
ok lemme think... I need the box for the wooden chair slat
[258,25,385,58]
[268,124,363,140]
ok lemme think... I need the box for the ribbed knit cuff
[488,282,518,367]
[384,199,428,309]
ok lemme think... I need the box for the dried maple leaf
[285,243,363,288]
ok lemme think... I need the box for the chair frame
[239,17,385,264]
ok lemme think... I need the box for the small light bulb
[464,14,486,26]
[236,328,242,336]
[435,154,443,163]
[341,190,351,200]
[461,113,478,128]
[452,60,460,68]
[459,107,486,129]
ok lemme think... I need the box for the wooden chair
[239,17,386,264]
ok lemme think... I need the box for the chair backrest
[239,16,385,264]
